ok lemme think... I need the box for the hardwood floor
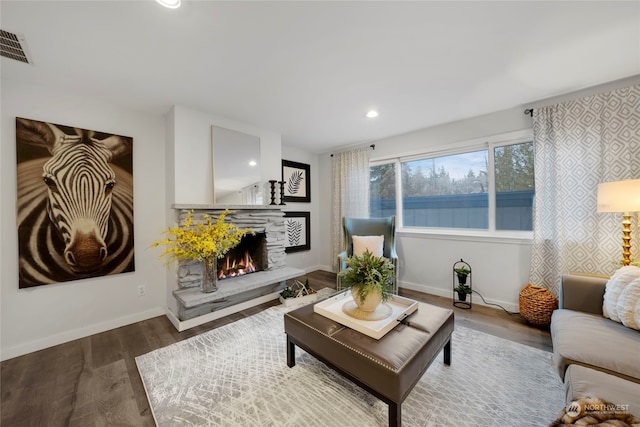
[1,270,551,426]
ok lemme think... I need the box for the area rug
[136,305,564,426]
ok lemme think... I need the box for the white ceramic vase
[351,286,382,312]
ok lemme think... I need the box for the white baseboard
[1,306,166,361]
[302,264,323,274]
[399,280,518,313]
[165,291,282,332]
[295,264,333,274]
[316,265,334,273]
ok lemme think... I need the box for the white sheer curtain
[331,146,371,269]
[529,85,640,295]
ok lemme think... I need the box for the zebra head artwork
[16,118,135,287]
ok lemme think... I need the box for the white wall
[164,105,291,316]
[170,105,282,205]
[397,234,531,311]
[0,80,167,360]
[281,145,321,273]
[371,108,530,161]
[317,107,533,311]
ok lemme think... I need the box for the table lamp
[597,179,640,266]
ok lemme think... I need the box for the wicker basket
[519,284,558,326]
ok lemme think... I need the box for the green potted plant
[454,265,471,301]
[338,249,395,312]
[454,266,471,285]
[454,283,472,301]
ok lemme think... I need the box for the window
[369,137,534,233]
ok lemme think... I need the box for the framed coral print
[284,211,310,253]
[282,160,310,203]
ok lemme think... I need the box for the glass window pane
[401,151,488,229]
[494,142,535,231]
[370,163,396,218]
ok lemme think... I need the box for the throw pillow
[352,235,384,257]
[616,278,640,330]
[603,265,640,322]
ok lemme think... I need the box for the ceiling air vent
[0,30,33,64]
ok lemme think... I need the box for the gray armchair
[337,216,398,294]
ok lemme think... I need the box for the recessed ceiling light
[249,160,257,167]
[156,0,181,9]
[366,110,379,118]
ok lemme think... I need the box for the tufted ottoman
[284,301,454,427]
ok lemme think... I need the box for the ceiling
[1,1,639,153]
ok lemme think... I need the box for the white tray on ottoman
[313,290,418,339]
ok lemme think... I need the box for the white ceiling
[2,1,639,153]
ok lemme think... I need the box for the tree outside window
[494,142,534,230]
[401,150,488,229]
[370,163,396,218]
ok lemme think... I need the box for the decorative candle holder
[278,181,286,205]
[268,180,278,205]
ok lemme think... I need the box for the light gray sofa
[550,274,640,417]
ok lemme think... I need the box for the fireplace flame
[217,250,257,280]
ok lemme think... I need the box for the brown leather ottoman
[284,301,454,427]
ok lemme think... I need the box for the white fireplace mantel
[172,204,285,210]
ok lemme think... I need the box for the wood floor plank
[398,287,552,351]
[125,355,155,426]
[68,359,141,427]
[0,338,89,426]
[137,317,180,352]
[1,270,551,426]
[90,327,125,369]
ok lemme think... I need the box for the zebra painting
[16,117,135,288]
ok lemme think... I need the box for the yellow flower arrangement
[152,209,253,267]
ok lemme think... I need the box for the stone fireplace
[170,205,304,327]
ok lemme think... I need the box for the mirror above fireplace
[211,125,261,204]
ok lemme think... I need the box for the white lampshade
[597,179,640,213]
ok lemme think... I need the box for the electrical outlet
[138,285,146,296]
